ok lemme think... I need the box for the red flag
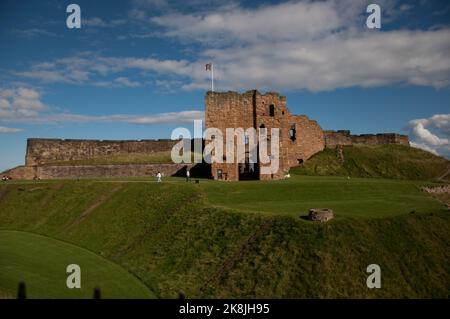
[205,63,212,71]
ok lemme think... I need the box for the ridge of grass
[291,144,449,181]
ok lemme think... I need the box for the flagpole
[211,63,214,92]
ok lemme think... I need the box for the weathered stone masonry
[205,90,325,181]
[0,163,194,180]
[3,138,185,180]
[205,90,409,181]
[323,130,409,149]
[25,138,179,166]
[2,90,410,180]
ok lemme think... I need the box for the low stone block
[309,208,334,222]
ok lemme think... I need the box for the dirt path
[0,186,10,203]
[64,185,123,231]
[336,145,345,163]
[202,218,274,292]
[437,164,450,181]
[40,183,64,209]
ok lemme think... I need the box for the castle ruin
[2,90,410,180]
[205,90,409,181]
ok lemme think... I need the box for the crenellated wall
[25,138,179,166]
[324,130,409,148]
[2,90,411,181]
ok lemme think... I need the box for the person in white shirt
[156,172,162,182]
[186,169,190,182]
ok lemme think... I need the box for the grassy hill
[0,177,448,298]
[291,145,450,181]
[0,230,154,298]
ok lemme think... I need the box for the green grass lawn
[291,144,449,181]
[0,230,155,299]
[0,176,448,298]
[201,176,446,218]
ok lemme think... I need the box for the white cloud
[146,0,450,91]
[150,1,346,44]
[0,86,203,126]
[0,87,48,120]
[126,110,203,124]
[14,52,192,87]
[11,28,55,38]
[5,110,204,125]
[410,142,439,155]
[94,77,143,88]
[10,0,450,92]
[83,17,127,28]
[0,126,23,133]
[186,28,450,91]
[408,114,450,158]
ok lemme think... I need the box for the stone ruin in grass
[309,208,334,222]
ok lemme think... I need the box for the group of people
[1,176,12,182]
[155,169,191,182]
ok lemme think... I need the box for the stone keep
[205,90,325,181]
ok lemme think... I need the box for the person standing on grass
[186,169,190,182]
[156,171,162,182]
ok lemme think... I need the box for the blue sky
[0,0,449,171]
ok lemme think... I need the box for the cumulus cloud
[150,1,346,44]
[195,28,450,91]
[0,87,48,120]
[408,114,450,158]
[14,52,192,87]
[147,0,450,91]
[10,0,450,92]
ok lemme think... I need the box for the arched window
[269,104,275,117]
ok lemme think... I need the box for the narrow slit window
[289,124,296,141]
[269,104,275,117]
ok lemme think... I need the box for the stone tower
[205,90,325,181]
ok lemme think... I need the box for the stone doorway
[238,154,259,180]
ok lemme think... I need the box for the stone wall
[36,163,194,179]
[324,130,409,148]
[4,90,410,182]
[3,163,194,180]
[205,90,325,181]
[1,165,37,180]
[26,138,179,166]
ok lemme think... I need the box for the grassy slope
[0,178,448,298]
[0,230,154,299]
[201,176,444,218]
[291,145,450,181]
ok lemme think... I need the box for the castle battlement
[3,90,410,180]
